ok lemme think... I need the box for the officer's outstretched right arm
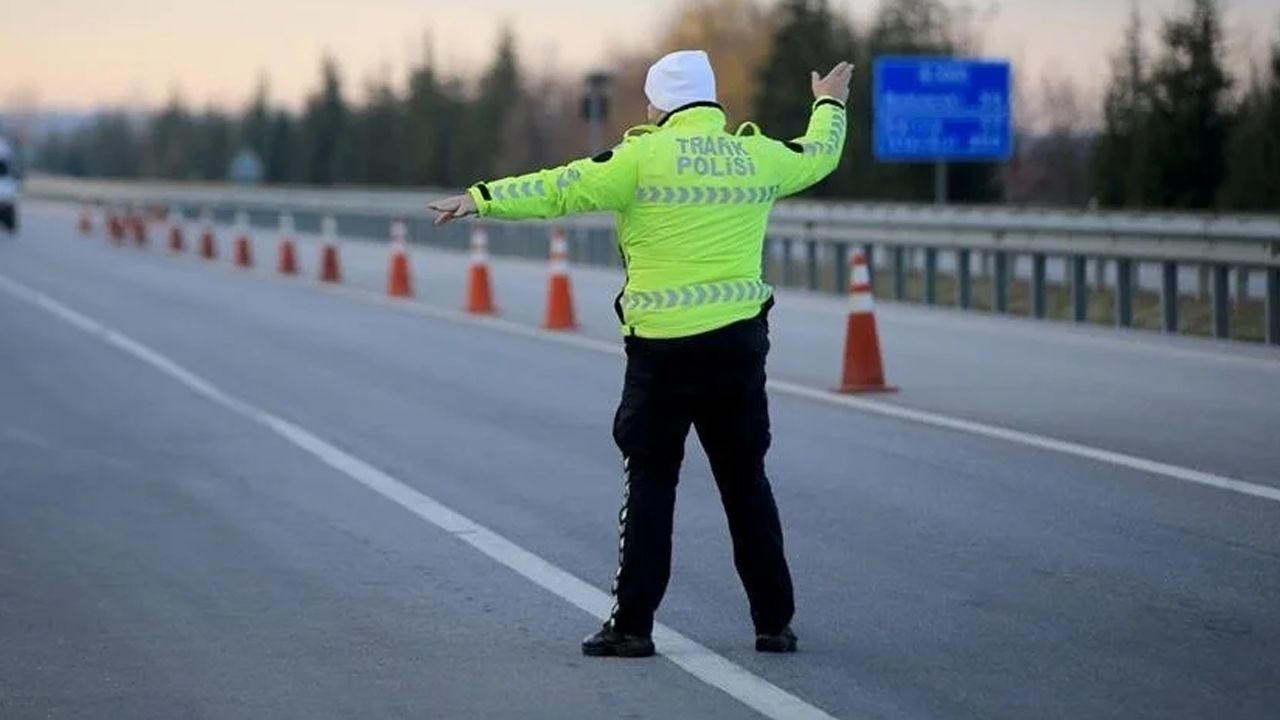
[466,141,639,220]
[764,97,848,198]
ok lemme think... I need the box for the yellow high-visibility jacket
[467,98,847,338]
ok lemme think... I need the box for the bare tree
[1003,69,1095,206]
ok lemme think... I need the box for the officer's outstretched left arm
[466,144,639,220]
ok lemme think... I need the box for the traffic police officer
[430,50,852,657]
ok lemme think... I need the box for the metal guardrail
[24,175,1280,345]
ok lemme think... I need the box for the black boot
[582,624,655,658]
[755,626,797,653]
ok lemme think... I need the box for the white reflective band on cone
[849,292,875,313]
[470,228,489,263]
[550,233,569,274]
[852,263,870,286]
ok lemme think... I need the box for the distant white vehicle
[0,137,16,232]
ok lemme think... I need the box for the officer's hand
[428,193,477,225]
[811,62,854,104]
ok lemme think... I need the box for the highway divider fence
[28,174,1280,345]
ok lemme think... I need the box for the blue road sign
[873,57,1013,162]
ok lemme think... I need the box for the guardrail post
[924,247,938,305]
[957,249,972,309]
[1115,257,1134,328]
[834,242,850,295]
[805,238,819,291]
[781,237,794,287]
[594,229,606,266]
[1212,264,1231,339]
[1031,253,1047,319]
[1234,267,1249,304]
[1161,261,1179,333]
[1070,256,1089,322]
[1267,268,1280,345]
[993,251,1009,313]
[892,246,907,300]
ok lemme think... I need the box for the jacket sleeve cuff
[468,184,492,217]
[813,96,846,111]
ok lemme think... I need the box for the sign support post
[934,160,947,205]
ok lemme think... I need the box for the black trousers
[608,305,794,636]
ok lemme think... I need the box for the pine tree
[266,110,297,183]
[753,0,859,197]
[1093,3,1152,208]
[239,78,274,178]
[299,56,353,185]
[466,28,523,180]
[1145,0,1233,209]
[1220,24,1280,210]
[190,109,234,181]
[871,0,957,52]
[85,113,142,178]
[351,75,405,185]
[143,94,194,179]
[404,41,447,185]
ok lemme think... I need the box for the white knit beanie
[644,50,718,112]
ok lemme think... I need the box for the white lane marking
[871,306,1280,374]
[14,231,1280,506]
[294,283,1280,505]
[25,214,1280,505]
[215,272,1280,506]
[769,380,1280,504]
[0,273,840,720]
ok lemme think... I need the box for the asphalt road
[1,201,1278,719]
[206,203,1280,484]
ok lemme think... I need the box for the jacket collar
[657,101,726,129]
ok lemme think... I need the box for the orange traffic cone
[386,220,414,298]
[78,205,93,235]
[130,208,147,247]
[319,215,342,284]
[108,209,125,245]
[168,216,185,253]
[233,211,254,269]
[837,252,896,393]
[277,212,299,275]
[198,210,217,260]
[465,225,497,314]
[542,228,577,330]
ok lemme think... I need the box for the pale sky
[4,0,1277,113]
